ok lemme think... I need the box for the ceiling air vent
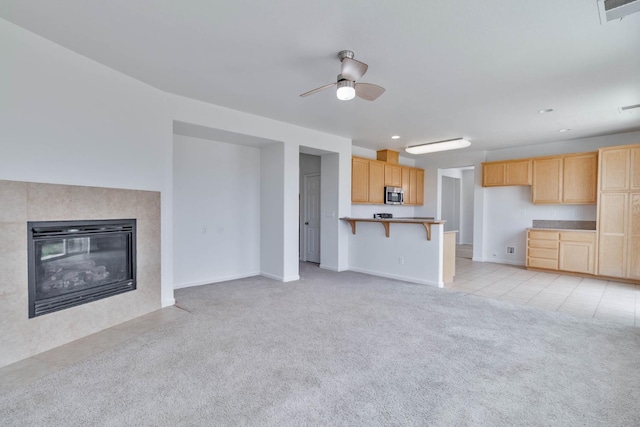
[598,0,640,23]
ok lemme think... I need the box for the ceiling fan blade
[299,82,336,97]
[355,83,385,101]
[341,57,368,81]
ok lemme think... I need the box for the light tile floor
[446,257,639,327]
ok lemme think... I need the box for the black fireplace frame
[27,219,137,318]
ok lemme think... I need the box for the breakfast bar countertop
[340,217,445,240]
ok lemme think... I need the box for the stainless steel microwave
[385,186,404,204]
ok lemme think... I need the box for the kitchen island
[341,217,453,287]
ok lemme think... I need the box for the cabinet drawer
[559,231,595,242]
[528,257,559,270]
[528,247,558,259]
[528,239,558,249]
[528,230,559,240]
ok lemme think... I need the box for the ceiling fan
[300,50,385,101]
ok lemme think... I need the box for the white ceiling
[2,0,639,155]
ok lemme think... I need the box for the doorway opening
[438,167,475,259]
[300,153,321,264]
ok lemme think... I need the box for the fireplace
[27,219,136,318]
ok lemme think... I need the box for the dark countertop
[531,220,596,231]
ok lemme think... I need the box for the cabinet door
[559,242,593,274]
[598,192,628,277]
[416,169,425,206]
[384,164,402,187]
[482,163,505,187]
[505,160,531,185]
[532,157,563,203]
[563,152,597,204]
[351,158,369,203]
[559,232,595,274]
[401,167,410,199]
[628,193,640,279]
[408,169,418,204]
[600,148,629,191]
[368,161,385,204]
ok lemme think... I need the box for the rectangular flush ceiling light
[405,138,471,155]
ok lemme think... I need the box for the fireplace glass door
[28,219,136,318]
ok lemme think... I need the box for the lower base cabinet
[527,229,595,275]
[558,232,595,274]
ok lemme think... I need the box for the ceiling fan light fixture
[336,80,356,101]
[405,138,471,155]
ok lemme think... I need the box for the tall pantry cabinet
[597,144,640,279]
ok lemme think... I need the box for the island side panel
[346,221,444,287]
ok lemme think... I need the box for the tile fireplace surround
[0,180,161,368]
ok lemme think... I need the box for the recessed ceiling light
[391,135,400,140]
[558,128,571,133]
[538,108,554,113]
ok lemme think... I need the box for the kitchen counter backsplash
[532,220,596,230]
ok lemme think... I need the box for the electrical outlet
[398,257,404,265]
[506,246,516,255]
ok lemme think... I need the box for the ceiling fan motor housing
[338,50,355,61]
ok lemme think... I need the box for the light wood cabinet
[369,161,385,204]
[597,144,640,279]
[384,164,402,187]
[352,156,423,205]
[482,159,531,187]
[526,230,559,270]
[562,152,598,204]
[351,157,369,203]
[400,167,424,205]
[532,157,563,203]
[351,157,385,204]
[531,152,597,204]
[559,231,595,274]
[527,229,595,274]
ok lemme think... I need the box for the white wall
[348,222,444,287]
[169,96,353,280]
[260,143,287,280]
[0,17,175,306]
[173,135,261,288]
[461,169,475,244]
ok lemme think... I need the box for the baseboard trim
[348,266,441,288]
[173,272,261,290]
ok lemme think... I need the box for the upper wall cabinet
[352,156,424,205]
[384,164,402,187]
[531,152,597,204]
[562,152,598,204]
[352,157,386,204]
[532,157,563,203]
[482,159,531,187]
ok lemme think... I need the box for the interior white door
[303,174,321,263]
